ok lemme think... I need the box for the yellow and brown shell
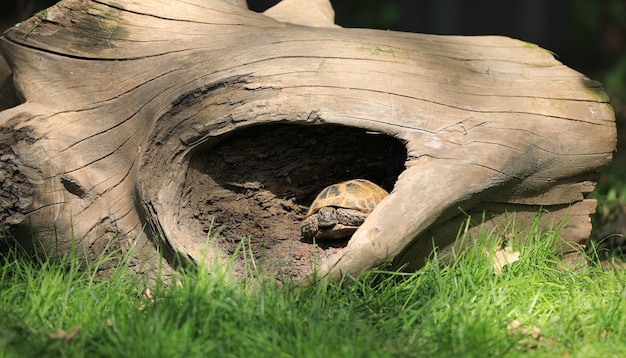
[305,179,389,218]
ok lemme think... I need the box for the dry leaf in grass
[48,326,80,345]
[143,287,153,300]
[138,287,154,311]
[489,246,520,274]
[506,320,549,350]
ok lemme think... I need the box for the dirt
[182,123,406,281]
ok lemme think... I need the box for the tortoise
[301,179,389,240]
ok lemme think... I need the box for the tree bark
[0,0,616,281]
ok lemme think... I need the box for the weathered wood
[264,0,339,28]
[0,0,616,281]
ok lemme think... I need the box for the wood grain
[0,0,616,280]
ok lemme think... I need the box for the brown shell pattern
[305,179,389,218]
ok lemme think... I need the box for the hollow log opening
[182,123,406,278]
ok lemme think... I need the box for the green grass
[2,217,626,357]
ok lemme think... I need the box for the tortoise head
[317,206,339,228]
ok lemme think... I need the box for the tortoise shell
[305,179,389,218]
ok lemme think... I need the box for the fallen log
[0,0,616,281]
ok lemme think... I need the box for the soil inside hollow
[183,123,406,281]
